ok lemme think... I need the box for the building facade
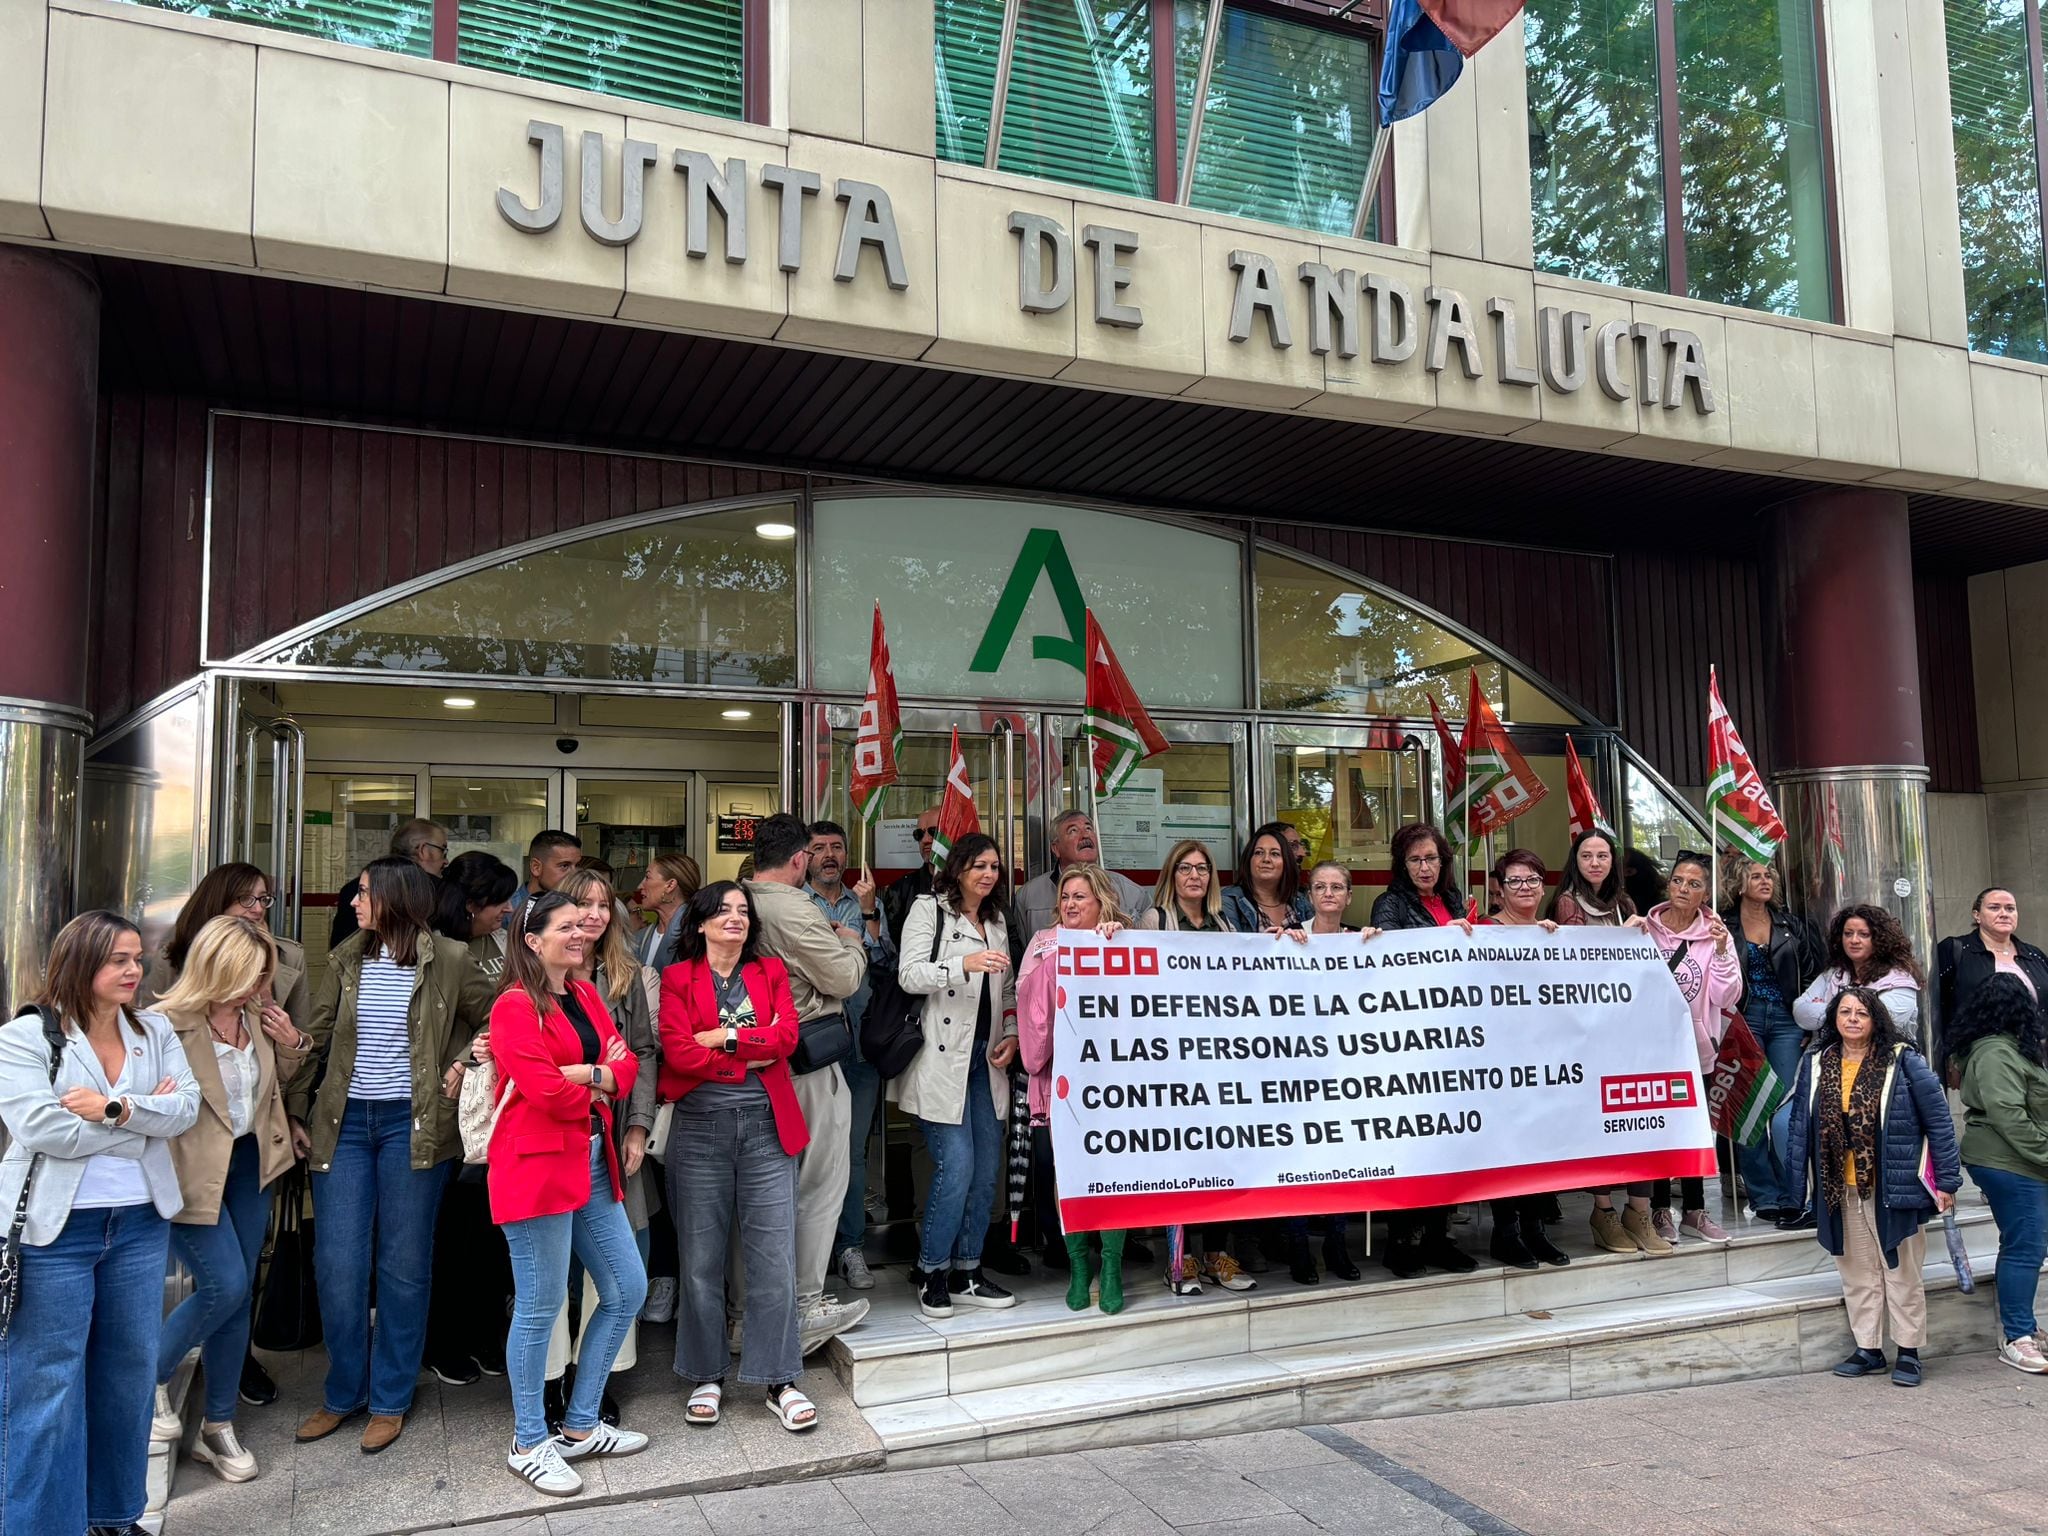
[0,0,2040,1003]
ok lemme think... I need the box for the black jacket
[1936,930,2048,1053]
[1370,884,1468,932]
[1719,903,1824,1011]
[883,865,936,955]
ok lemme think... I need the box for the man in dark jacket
[327,817,448,949]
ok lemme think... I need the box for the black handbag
[251,1166,322,1352]
[859,899,944,1080]
[790,1013,855,1076]
[0,1006,65,1337]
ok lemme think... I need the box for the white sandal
[765,1383,816,1432]
[686,1382,723,1425]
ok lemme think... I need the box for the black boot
[1041,1239,1070,1271]
[1419,1211,1479,1273]
[239,1353,278,1407]
[1488,1204,1539,1270]
[1380,1238,1425,1280]
[1520,1204,1571,1267]
[1323,1230,1361,1281]
[543,1375,568,1434]
[1287,1232,1319,1285]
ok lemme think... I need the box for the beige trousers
[1835,1191,1927,1349]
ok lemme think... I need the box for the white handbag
[458,1055,516,1165]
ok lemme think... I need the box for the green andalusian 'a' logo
[970,528,1088,674]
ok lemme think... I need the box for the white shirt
[213,1031,259,1139]
[72,1048,151,1209]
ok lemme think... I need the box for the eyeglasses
[421,843,449,856]
[1405,854,1441,867]
[236,893,275,911]
[1309,882,1350,896]
[1502,876,1542,889]
[1174,861,1211,876]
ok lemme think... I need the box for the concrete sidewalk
[421,1351,2044,1536]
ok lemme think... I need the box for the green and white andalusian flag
[1706,667,1785,862]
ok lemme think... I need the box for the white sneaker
[798,1294,871,1354]
[192,1421,258,1483]
[151,1383,182,1443]
[838,1247,875,1291]
[554,1420,649,1460]
[1999,1335,2048,1374]
[508,1438,583,1496]
[640,1275,677,1324]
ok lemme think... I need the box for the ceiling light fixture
[721,708,753,721]
[755,521,796,540]
[443,696,477,710]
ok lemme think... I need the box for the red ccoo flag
[1460,668,1548,848]
[1706,666,1786,862]
[1427,690,1466,799]
[1563,734,1613,840]
[849,603,904,826]
[1081,611,1170,796]
[931,727,980,865]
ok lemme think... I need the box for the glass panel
[1673,0,1833,320]
[1177,1,1377,238]
[429,776,549,871]
[934,0,1155,195]
[79,694,205,955]
[458,0,744,118]
[573,778,690,891]
[1255,551,1581,724]
[703,781,782,885]
[302,772,418,975]
[271,505,798,688]
[1624,757,1707,910]
[1048,719,1243,892]
[121,0,432,57]
[1263,724,1425,926]
[812,497,1243,708]
[1950,0,2048,363]
[1524,0,1669,292]
[272,682,558,724]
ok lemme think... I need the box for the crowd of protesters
[4,806,2046,1531]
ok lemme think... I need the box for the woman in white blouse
[150,917,311,1483]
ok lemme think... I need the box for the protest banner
[1049,927,1717,1233]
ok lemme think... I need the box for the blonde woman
[151,917,310,1482]
[1017,867,1130,1312]
[537,868,661,1429]
[1145,839,1231,933]
[634,854,703,971]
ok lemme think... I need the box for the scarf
[1816,1045,1884,1211]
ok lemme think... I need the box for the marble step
[829,1210,1992,1409]
[866,1218,2012,1468]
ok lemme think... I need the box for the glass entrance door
[1259,722,1430,924]
[1044,715,1248,896]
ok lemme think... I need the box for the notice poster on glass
[1095,769,1165,868]
[1162,802,1235,856]
[875,817,924,870]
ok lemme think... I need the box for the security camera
[556,737,579,755]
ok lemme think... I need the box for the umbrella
[1941,1208,1976,1294]
[1005,1066,1032,1244]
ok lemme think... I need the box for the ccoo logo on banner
[1047,928,1717,1232]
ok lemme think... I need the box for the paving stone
[550,1494,716,1536]
[1244,1462,1469,1536]
[1190,1429,1342,1473]
[1113,1468,1294,1528]
[696,1478,865,1536]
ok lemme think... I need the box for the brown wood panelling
[1612,549,1770,787]
[1255,523,1618,725]
[202,415,807,666]
[1915,573,1982,794]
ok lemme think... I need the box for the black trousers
[424,1170,512,1368]
[1386,1204,1452,1247]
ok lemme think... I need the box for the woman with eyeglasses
[1481,851,1571,1270]
[1222,824,1311,936]
[1645,850,1741,1246]
[138,860,308,1410]
[1368,824,1480,1278]
[1719,857,1825,1224]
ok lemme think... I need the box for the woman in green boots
[1017,866,1133,1313]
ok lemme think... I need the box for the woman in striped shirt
[287,857,494,1456]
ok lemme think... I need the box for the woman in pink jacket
[1017,866,1130,1314]
[1643,850,1741,1245]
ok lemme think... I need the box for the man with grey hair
[327,817,449,949]
[1009,810,1148,941]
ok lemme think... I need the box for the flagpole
[1350,123,1392,241]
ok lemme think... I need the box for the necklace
[208,1013,245,1048]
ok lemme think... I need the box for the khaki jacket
[288,929,495,1171]
[162,1000,309,1224]
[744,878,866,1022]
[139,934,312,1030]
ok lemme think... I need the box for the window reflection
[1950,0,2048,363]
[124,1,435,58]
[457,0,743,117]
[79,694,203,954]
[271,506,798,687]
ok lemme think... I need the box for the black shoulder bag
[860,898,944,1080]
[0,1005,68,1337]
[252,1164,322,1351]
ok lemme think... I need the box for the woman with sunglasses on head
[1368,824,1480,1278]
[487,893,648,1495]
[1644,850,1741,1246]
[1484,850,1570,1270]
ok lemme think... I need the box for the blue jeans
[312,1097,455,1416]
[834,1036,883,1258]
[916,1053,1000,1272]
[2,1203,169,1532]
[158,1133,270,1421]
[670,1104,800,1387]
[504,1135,647,1450]
[1736,997,1803,1211]
[1968,1163,2048,1342]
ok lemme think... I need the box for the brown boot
[295,1406,359,1443]
[360,1414,405,1454]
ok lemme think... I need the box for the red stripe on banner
[1056,1150,1721,1233]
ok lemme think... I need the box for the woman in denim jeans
[1720,858,1824,1223]
[150,917,311,1484]
[896,834,1018,1319]
[0,911,201,1536]
[657,882,815,1431]
[486,892,649,1495]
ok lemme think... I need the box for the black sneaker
[430,1356,481,1387]
[239,1355,278,1407]
[948,1267,1019,1309]
[1775,1208,1818,1232]
[918,1267,954,1318]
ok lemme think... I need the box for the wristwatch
[102,1097,126,1124]
[722,1026,739,1054]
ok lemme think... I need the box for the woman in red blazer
[657,881,814,1432]
[483,892,650,1497]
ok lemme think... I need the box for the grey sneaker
[838,1247,875,1291]
[798,1294,871,1354]
[640,1275,677,1323]
[152,1383,182,1443]
[192,1421,258,1483]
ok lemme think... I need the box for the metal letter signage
[1010,212,1074,314]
